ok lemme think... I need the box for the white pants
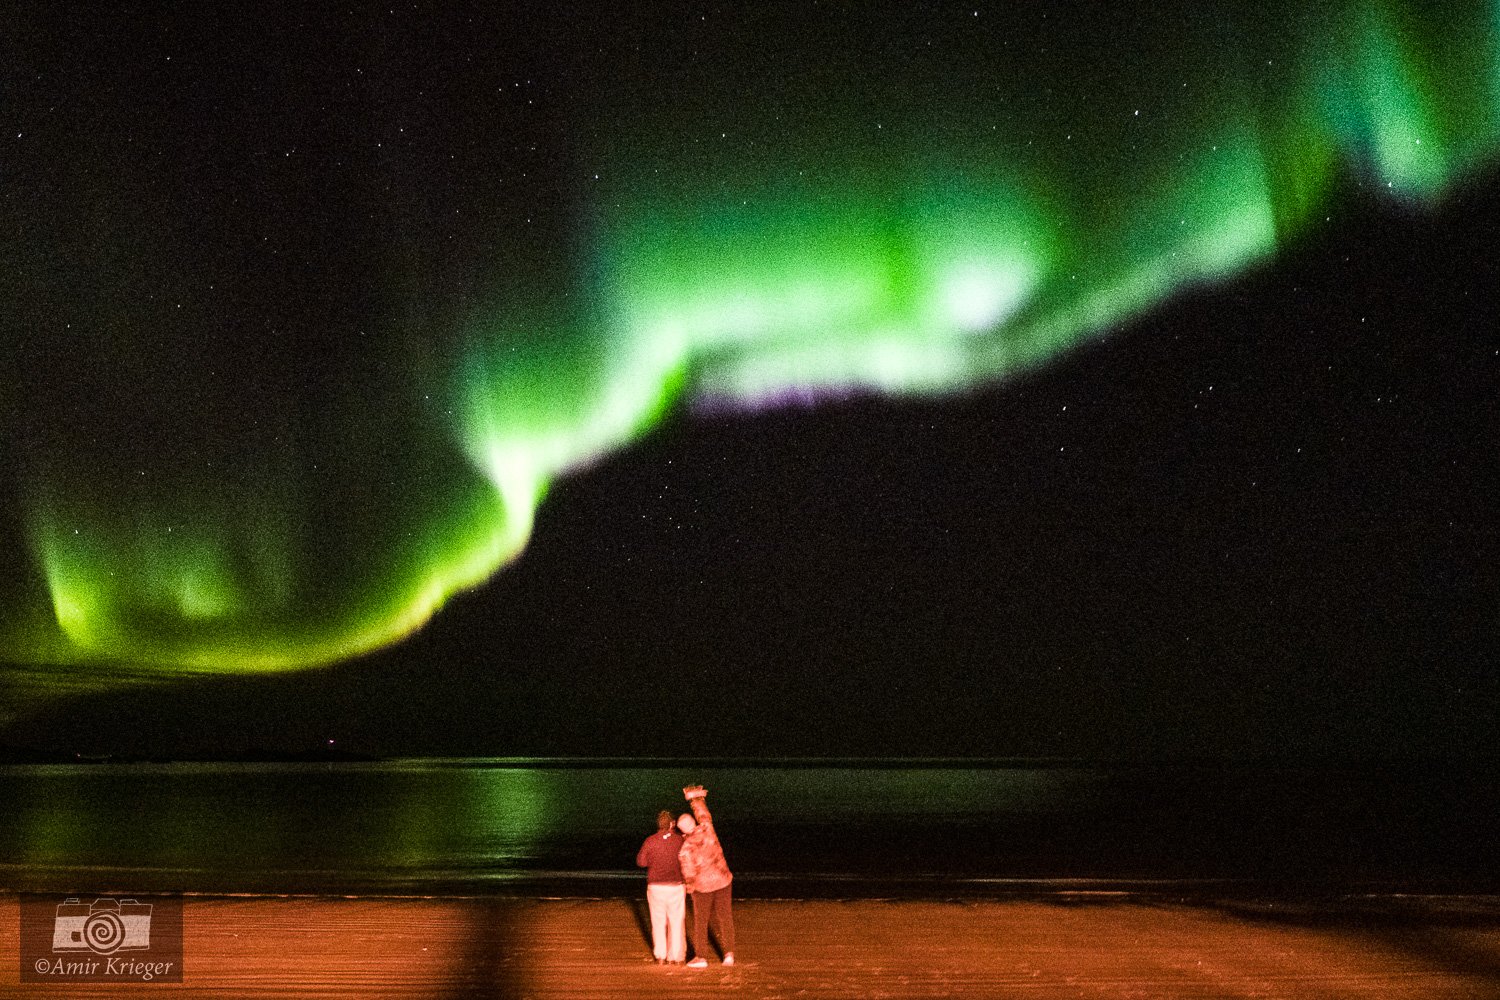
[646,882,686,961]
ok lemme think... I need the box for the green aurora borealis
[4,1,1499,694]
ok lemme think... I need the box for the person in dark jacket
[636,810,686,963]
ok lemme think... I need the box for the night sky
[3,3,1498,758]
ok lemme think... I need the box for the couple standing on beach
[635,784,734,968]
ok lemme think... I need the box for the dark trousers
[690,885,734,958]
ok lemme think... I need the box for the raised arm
[683,784,713,824]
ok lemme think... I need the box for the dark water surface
[1,759,1496,897]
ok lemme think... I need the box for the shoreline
[5,871,1500,901]
[3,892,1499,998]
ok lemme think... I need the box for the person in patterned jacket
[677,784,734,968]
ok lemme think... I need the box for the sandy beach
[3,893,1499,998]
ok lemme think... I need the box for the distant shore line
[6,873,1500,904]
[5,749,1499,769]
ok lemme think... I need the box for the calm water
[1,759,1495,896]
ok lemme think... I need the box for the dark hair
[656,810,673,830]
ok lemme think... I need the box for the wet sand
[3,893,1499,998]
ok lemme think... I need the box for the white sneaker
[686,957,708,969]
[722,953,735,966]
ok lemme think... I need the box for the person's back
[678,785,735,967]
[637,818,685,885]
[636,811,686,963]
[678,790,732,894]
